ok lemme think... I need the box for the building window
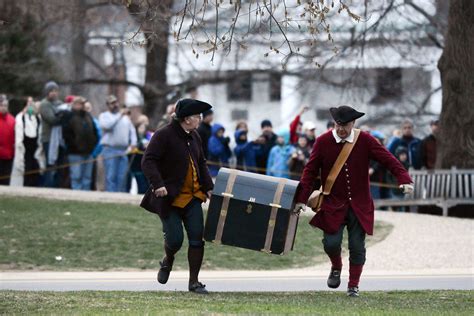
[316,109,332,121]
[269,73,281,101]
[227,72,252,101]
[231,109,248,121]
[370,68,402,104]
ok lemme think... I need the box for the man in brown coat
[141,99,214,294]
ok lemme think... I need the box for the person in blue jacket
[234,129,262,173]
[266,129,294,179]
[387,119,422,170]
[208,123,232,177]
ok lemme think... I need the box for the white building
[59,0,443,141]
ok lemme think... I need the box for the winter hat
[65,95,76,103]
[261,119,273,129]
[44,81,59,96]
[277,128,290,145]
[370,130,385,140]
[202,109,214,118]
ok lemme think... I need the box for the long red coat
[0,112,15,160]
[295,130,412,235]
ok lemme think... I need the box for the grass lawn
[0,196,391,271]
[1,290,472,315]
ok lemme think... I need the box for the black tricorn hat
[175,98,212,118]
[329,105,365,125]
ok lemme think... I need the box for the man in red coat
[294,105,413,297]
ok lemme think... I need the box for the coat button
[349,197,352,201]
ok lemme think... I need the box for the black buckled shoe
[157,261,172,284]
[347,286,359,297]
[189,281,209,294]
[327,268,341,289]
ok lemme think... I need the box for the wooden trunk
[204,168,299,255]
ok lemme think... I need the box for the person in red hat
[294,105,414,297]
[141,98,214,294]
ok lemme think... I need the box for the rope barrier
[0,149,402,189]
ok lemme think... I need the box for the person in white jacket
[10,98,45,187]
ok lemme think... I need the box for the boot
[327,268,341,289]
[347,263,364,296]
[187,246,208,294]
[157,245,176,284]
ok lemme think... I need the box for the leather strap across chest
[323,129,361,195]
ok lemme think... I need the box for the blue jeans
[131,171,149,194]
[101,146,129,192]
[160,198,205,251]
[42,142,66,188]
[68,154,93,190]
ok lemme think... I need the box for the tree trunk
[71,0,87,96]
[437,0,474,168]
[128,0,173,126]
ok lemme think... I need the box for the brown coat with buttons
[141,120,214,218]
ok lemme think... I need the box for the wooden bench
[374,167,474,216]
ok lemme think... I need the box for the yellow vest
[172,155,207,208]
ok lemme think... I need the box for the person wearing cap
[98,95,137,192]
[420,119,439,169]
[63,97,99,191]
[302,121,317,148]
[197,109,214,159]
[141,99,214,294]
[39,81,68,188]
[256,119,278,174]
[293,105,414,297]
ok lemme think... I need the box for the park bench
[374,167,474,216]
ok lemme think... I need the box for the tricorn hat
[175,98,212,118]
[329,105,365,125]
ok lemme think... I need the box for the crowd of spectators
[0,82,439,201]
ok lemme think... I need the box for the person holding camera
[98,95,137,192]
